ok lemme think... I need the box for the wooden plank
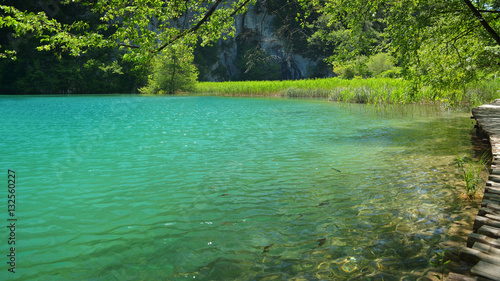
[478,206,500,216]
[478,225,500,239]
[486,180,500,187]
[478,207,500,217]
[467,232,500,249]
[473,242,500,256]
[485,186,500,195]
[483,200,500,207]
[473,216,500,232]
[447,272,477,281]
[488,175,500,183]
[482,202,500,209]
[474,217,487,231]
[480,201,500,210]
[484,193,500,202]
[471,260,500,280]
[461,247,482,264]
[456,102,500,280]
[448,274,495,281]
[487,179,500,185]
[484,201,500,208]
[486,214,500,222]
[460,247,500,265]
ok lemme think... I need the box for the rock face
[196,3,332,81]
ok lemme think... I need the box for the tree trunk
[169,53,177,94]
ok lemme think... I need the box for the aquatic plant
[455,152,490,199]
[459,156,481,198]
[430,250,450,280]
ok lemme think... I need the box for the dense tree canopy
[306,0,500,91]
[2,0,500,95]
[0,0,256,63]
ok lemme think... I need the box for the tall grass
[195,78,415,103]
[455,152,491,199]
[463,79,500,107]
[194,77,500,107]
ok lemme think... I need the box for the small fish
[211,186,215,189]
[296,214,303,219]
[331,167,341,172]
[318,202,329,206]
[263,243,274,253]
[314,238,326,248]
[221,193,230,196]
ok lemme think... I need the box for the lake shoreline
[447,100,500,280]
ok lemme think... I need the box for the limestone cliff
[195,2,333,81]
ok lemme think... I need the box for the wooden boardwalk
[450,99,500,281]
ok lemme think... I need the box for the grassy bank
[194,77,500,108]
[195,78,410,101]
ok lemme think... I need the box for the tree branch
[230,0,254,17]
[478,10,500,14]
[462,0,500,46]
[157,0,223,53]
[118,42,140,49]
[446,25,478,44]
[265,0,310,50]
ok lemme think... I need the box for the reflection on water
[0,96,477,280]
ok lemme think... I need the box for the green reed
[193,78,436,105]
[455,152,490,199]
[430,250,451,280]
[194,77,500,107]
[464,78,500,107]
[195,78,413,102]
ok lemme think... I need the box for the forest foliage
[139,44,198,95]
[307,0,500,95]
[1,0,500,100]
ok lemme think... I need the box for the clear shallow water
[0,96,475,280]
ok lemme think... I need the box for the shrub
[377,68,402,78]
[139,44,198,95]
[333,56,369,79]
[366,53,396,77]
[334,53,399,79]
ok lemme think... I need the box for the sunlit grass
[195,78,414,103]
[463,79,500,107]
[193,77,500,108]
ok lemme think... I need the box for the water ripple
[0,96,475,280]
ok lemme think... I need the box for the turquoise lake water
[0,95,477,280]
